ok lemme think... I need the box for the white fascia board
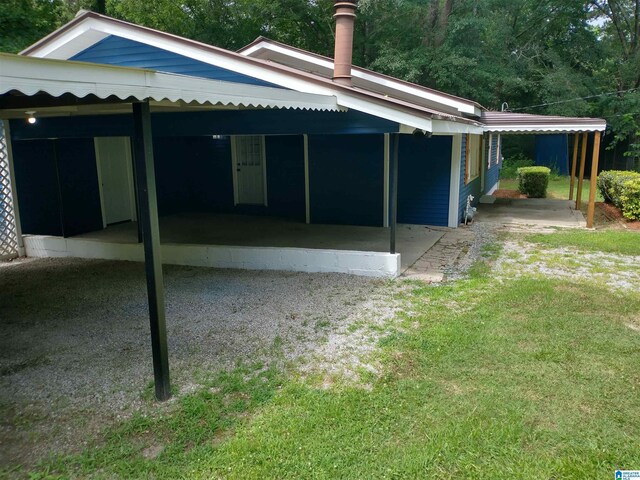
[484,124,607,133]
[27,19,430,130]
[24,20,108,59]
[432,119,484,135]
[242,42,479,116]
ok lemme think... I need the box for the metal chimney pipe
[332,1,357,86]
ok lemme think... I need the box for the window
[487,134,493,169]
[465,134,482,184]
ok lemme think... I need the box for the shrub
[500,154,534,179]
[597,170,640,208]
[517,166,550,198]
[620,178,640,220]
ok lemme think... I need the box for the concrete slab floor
[474,198,586,228]
[73,213,445,272]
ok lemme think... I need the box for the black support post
[131,100,171,401]
[390,133,399,254]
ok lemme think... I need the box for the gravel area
[0,257,401,470]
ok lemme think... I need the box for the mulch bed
[493,189,527,199]
[597,202,640,231]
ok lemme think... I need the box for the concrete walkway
[474,198,586,228]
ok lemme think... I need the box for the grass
[499,176,603,203]
[526,230,640,256]
[18,245,640,479]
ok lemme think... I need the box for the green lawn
[527,230,640,256]
[499,176,604,204]
[18,239,640,479]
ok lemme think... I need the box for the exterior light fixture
[26,111,37,124]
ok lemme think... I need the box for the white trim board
[448,134,462,228]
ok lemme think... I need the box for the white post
[448,134,462,228]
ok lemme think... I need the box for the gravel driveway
[0,257,398,470]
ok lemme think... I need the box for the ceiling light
[26,111,37,124]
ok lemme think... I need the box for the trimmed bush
[517,166,550,198]
[597,170,640,208]
[620,178,640,220]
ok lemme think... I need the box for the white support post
[303,134,310,224]
[3,120,25,256]
[448,134,462,228]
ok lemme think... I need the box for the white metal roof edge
[0,53,341,112]
[483,124,607,134]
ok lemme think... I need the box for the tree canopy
[1,0,638,165]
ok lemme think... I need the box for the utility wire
[510,87,639,111]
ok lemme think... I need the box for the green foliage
[526,230,640,256]
[620,178,640,220]
[517,166,550,198]
[500,153,534,179]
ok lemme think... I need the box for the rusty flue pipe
[332,1,357,86]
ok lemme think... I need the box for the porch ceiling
[0,53,341,118]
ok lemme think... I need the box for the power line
[510,87,639,111]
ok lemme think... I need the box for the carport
[481,112,607,228]
[0,52,342,400]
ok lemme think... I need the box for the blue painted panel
[71,35,280,88]
[397,135,452,226]
[459,135,482,223]
[485,134,500,193]
[535,134,569,175]
[12,139,63,236]
[55,138,103,236]
[309,134,384,226]
[265,135,305,220]
[10,110,398,141]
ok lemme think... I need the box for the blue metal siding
[71,35,280,88]
[12,140,63,236]
[309,134,384,226]
[459,135,482,223]
[397,135,452,226]
[56,138,103,236]
[535,134,569,175]
[265,135,305,220]
[485,134,500,194]
[10,110,398,141]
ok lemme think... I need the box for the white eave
[481,112,607,134]
[0,53,341,112]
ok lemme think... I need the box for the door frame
[231,135,268,206]
[94,136,137,227]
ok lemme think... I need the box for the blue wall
[308,134,384,226]
[458,135,482,223]
[12,138,102,237]
[265,135,305,221]
[71,35,279,88]
[397,135,452,226]
[535,134,569,175]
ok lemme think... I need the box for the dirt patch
[493,189,527,199]
[597,202,640,230]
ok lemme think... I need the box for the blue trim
[72,35,281,88]
[397,135,452,226]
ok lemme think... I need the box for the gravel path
[0,258,400,470]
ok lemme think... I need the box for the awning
[0,53,341,113]
[481,111,606,134]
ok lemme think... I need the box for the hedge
[597,170,640,206]
[517,166,550,198]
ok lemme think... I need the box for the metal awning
[481,111,607,134]
[0,53,341,114]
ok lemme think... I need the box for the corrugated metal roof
[0,53,341,112]
[481,111,606,133]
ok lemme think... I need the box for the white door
[95,137,136,225]
[233,136,266,205]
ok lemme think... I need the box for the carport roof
[481,111,607,134]
[0,52,341,115]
